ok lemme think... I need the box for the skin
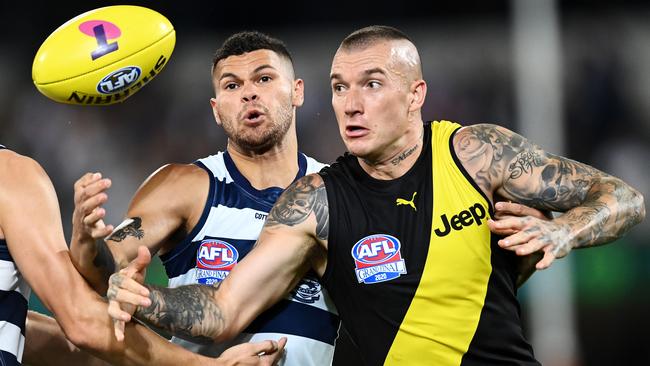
[27,48,302,363]
[107,38,644,349]
[0,150,284,366]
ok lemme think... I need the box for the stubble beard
[222,101,294,154]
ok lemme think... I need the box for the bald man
[107,26,645,366]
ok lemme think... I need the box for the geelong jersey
[320,121,539,366]
[0,145,32,366]
[159,151,339,366]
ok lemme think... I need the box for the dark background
[1,1,648,365]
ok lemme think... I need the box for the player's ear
[210,97,222,126]
[408,79,427,113]
[292,79,304,108]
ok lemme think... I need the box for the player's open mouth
[345,125,369,137]
[243,109,265,123]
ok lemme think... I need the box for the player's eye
[224,82,238,90]
[333,84,346,93]
[259,75,272,83]
[367,80,381,89]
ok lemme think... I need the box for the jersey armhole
[318,172,336,288]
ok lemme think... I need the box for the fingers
[535,246,557,270]
[77,185,111,216]
[108,298,132,323]
[109,272,150,301]
[488,219,518,236]
[251,340,279,355]
[488,216,530,237]
[259,337,287,365]
[127,246,152,275]
[494,201,551,221]
[114,319,125,342]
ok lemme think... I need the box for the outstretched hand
[72,172,114,241]
[217,338,288,366]
[107,246,152,341]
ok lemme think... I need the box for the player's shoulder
[291,173,325,190]
[454,122,512,138]
[0,149,47,184]
[139,162,208,195]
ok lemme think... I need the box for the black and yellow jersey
[320,121,538,365]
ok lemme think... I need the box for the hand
[488,210,572,270]
[72,172,114,242]
[107,246,152,341]
[491,201,552,234]
[217,338,287,366]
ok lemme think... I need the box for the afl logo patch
[195,240,239,285]
[351,234,406,284]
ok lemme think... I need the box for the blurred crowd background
[1,1,648,365]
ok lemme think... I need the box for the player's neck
[227,132,300,190]
[358,123,424,180]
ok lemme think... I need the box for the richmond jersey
[0,145,32,366]
[320,121,538,365]
[159,151,339,366]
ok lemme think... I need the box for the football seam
[35,29,175,86]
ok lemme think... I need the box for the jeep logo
[434,203,487,237]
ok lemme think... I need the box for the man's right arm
[69,164,209,293]
[108,174,329,342]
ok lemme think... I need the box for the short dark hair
[212,31,293,73]
[340,25,413,50]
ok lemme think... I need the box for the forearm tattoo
[105,217,144,242]
[134,283,224,343]
[266,175,330,240]
[455,124,645,249]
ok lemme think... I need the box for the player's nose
[344,87,363,117]
[241,83,258,103]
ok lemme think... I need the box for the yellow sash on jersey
[385,121,493,366]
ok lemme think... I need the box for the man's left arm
[454,123,645,269]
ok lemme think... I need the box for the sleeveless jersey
[159,151,339,366]
[0,145,32,366]
[320,121,539,366]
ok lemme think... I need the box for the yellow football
[32,5,175,105]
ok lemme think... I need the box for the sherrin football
[32,5,175,105]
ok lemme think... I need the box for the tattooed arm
[107,174,329,342]
[455,124,645,269]
[70,164,210,294]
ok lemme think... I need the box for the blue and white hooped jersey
[159,151,339,366]
[1,146,32,366]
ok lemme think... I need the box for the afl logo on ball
[96,66,141,94]
[351,234,406,284]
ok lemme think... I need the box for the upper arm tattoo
[455,124,645,248]
[454,124,601,211]
[105,217,144,242]
[266,175,329,240]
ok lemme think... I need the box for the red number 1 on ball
[90,24,118,60]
